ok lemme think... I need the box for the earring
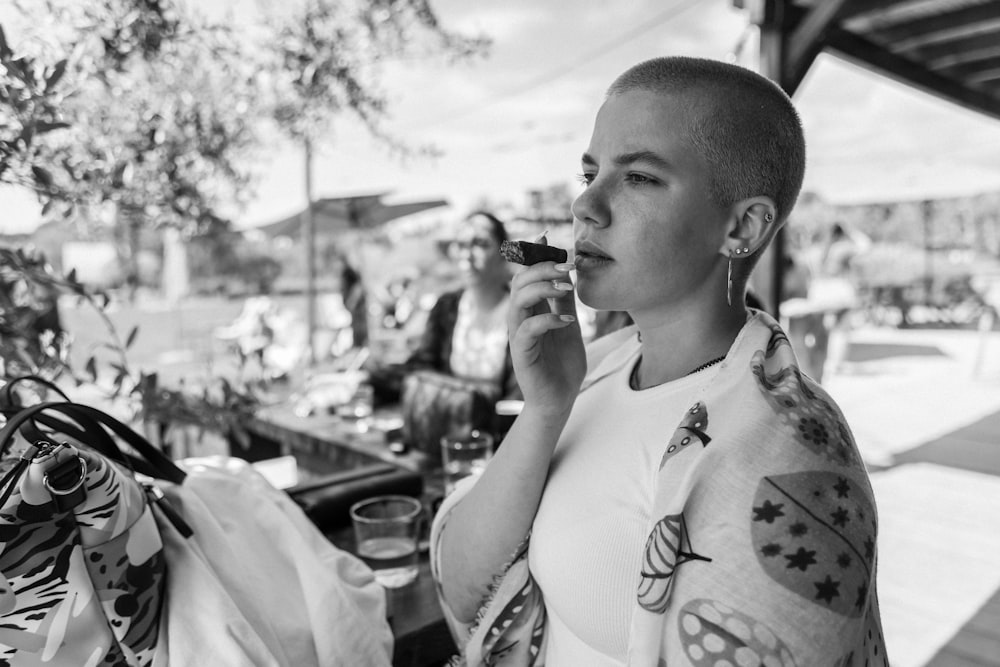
[764,212,774,223]
[727,252,734,306]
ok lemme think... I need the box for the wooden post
[304,138,316,366]
[743,0,788,317]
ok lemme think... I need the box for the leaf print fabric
[429,311,886,667]
[677,598,796,667]
[751,472,876,617]
[638,514,710,613]
[751,323,863,470]
[659,401,711,469]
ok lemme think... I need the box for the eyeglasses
[451,237,495,251]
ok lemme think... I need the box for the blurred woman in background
[406,210,519,399]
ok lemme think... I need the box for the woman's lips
[574,250,612,270]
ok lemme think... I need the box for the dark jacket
[368,289,521,404]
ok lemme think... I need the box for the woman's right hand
[508,256,586,417]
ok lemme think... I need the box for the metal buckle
[43,457,88,512]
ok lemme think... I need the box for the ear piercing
[764,213,774,223]
[733,247,750,255]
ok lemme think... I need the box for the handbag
[400,369,501,464]
[0,394,394,666]
[0,399,189,667]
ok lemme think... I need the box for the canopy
[736,0,1000,312]
[253,193,449,238]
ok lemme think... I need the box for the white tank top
[529,334,712,664]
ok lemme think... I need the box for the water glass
[350,495,422,588]
[339,382,374,429]
[441,430,494,495]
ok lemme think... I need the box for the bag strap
[0,402,186,484]
[0,375,71,405]
[0,403,194,538]
[0,375,73,444]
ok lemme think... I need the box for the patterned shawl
[430,311,888,666]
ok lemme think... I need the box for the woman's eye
[627,173,654,185]
[577,172,595,187]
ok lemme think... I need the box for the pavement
[822,325,1000,667]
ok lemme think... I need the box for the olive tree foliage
[268,0,489,149]
[0,0,489,434]
[2,0,262,242]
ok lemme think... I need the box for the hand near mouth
[506,235,586,416]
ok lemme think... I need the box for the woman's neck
[631,304,747,389]
[467,280,508,310]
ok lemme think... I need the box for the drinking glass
[350,495,422,588]
[441,430,494,495]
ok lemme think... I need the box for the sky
[3,0,1000,234]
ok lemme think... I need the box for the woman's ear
[719,196,778,256]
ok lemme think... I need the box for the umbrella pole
[304,138,316,367]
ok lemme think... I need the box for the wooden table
[245,407,458,667]
[326,529,457,667]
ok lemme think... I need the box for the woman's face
[453,216,508,285]
[571,88,729,318]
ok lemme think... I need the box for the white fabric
[449,291,510,382]
[431,313,887,666]
[150,456,393,667]
[529,333,711,665]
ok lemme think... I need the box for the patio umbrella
[251,191,449,366]
[254,193,449,238]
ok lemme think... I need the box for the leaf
[31,166,53,189]
[125,325,139,349]
[35,121,70,135]
[0,25,11,61]
[46,59,67,90]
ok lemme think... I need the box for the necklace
[629,354,726,390]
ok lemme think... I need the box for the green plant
[0,244,260,445]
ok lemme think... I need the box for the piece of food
[499,240,568,266]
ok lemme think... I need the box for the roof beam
[826,26,1000,123]
[785,0,851,91]
[876,3,1000,51]
[936,55,1000,81]
[837,0,916,22]
[918,31,1000,69]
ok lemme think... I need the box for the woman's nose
[571,180,609,228]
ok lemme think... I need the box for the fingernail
[555,263,574,272]
[534,228,550,243]
[553,281,573,291]
[559,314,576,322]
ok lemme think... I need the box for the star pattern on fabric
[753,499,785,524]
[814,576,841,604]
[789,521,808,537]
[831,507,850,527]
[761,543,783,557]
[751,471,876,618]
[856,584,868,610]
[784,547,817,571]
